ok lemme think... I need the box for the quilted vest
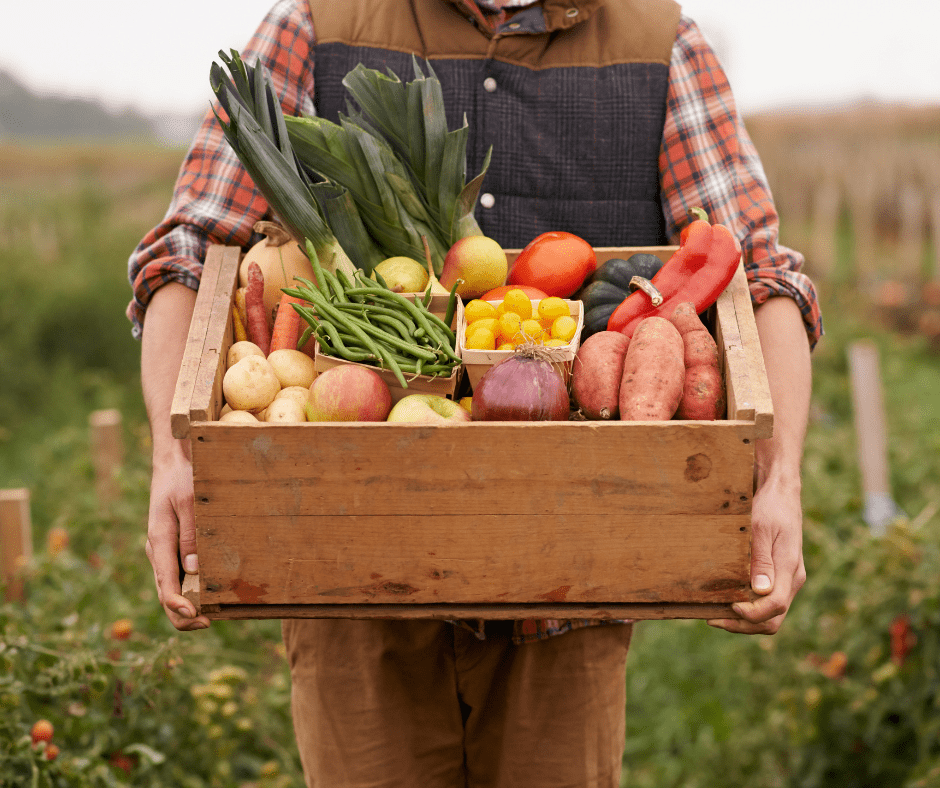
[307,0,680,249]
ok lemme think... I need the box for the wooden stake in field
[1,488,33,601]
[90,409,124,509]
[847,340,904,535]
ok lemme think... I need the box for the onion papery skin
[471,351,570,422]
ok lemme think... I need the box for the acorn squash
[578,254,665,338]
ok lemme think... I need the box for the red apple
[305,364,392,422]
[386,394,472,424]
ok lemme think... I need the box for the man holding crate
[129,0,821,785]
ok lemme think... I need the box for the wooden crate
[173,245,773,622]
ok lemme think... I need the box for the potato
[222,355,281,413]
[267,349,317,389]
[264,397,307,423]
[219,410,259,423]
[275,385,311,409]
[571,331,631,419]
[227,340,265,369]
[618,316,684,421]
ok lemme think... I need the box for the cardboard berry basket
[172,244,772,622]
[459,298,584,388]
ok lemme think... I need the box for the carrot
[269,292,306,353]
[234,287,249,332]
[245,262,271,355]
[231,302,248,343]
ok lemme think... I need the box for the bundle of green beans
[283,240,463,388]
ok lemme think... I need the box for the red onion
[470,345,570,421]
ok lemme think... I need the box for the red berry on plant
[31,719,53,745]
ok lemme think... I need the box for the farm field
[2,104,940,787]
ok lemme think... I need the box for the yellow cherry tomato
[550,315,577,342]
[465,327,496,350]
[537,296,569,321]
[464,299,498,323]
[496,311,523,343]
[501,289,533,320]
[465,318,498,340]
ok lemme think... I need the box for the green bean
[306,288,438,364]
[368,314,416,343]
[335,268,365,303]
[371,267,392,291]
[372,343,407,388]
[443,278,461,328]
[342,286,457,352]
[334,302,419,332]
[297,324,315,352]
[317,320,375,362]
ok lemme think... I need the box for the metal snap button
[483,77,497,93]
[480,193,496,209]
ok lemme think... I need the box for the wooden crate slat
[169,246,225,439]
[728,264,774,439]
[195,512,750,607]
[190,246,241,425]
[191,420,754,517]
[192,601,740,622]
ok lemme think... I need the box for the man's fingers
[707,612,786,635]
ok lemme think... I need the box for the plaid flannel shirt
[127,0,822,645]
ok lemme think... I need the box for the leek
[210,50,366,276]
[283,57,491,274]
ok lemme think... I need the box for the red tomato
[479,284,550,303]
[505,232,596,297]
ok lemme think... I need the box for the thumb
[750,524,775,595]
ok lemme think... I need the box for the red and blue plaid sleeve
[126,0,316,338]
[660,16,824,348]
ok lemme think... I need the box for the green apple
[386,394,472,424]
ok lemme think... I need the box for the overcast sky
[2,1,938,118]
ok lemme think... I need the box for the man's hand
[140,282,210,631]
[709,474,806,634]
[708,295,812,635]
[146,451,210,630]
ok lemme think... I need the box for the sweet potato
[619,316,684,421]
[669,302,725,420]
[571,331,631,419]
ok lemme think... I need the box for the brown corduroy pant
[281,618,633,788]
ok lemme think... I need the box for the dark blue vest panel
[313,44,670,250]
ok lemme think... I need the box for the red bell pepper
[606,209,741,338]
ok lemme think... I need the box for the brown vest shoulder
[307,0,680,67]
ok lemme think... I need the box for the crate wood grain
[176,245,773,621]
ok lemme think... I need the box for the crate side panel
[170,247,226,439]
[728,264,774,438]
[191,246,241,423]
[195,511,751,606]
[190,421,755,518]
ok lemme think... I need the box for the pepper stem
[687,207,709,224]
[629,276,664,307]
